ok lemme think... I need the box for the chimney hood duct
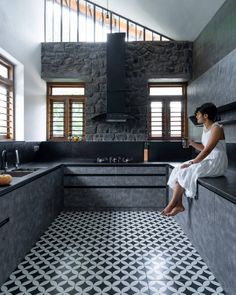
[92,33,136,122]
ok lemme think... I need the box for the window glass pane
[128,22,136,41]
[86,3,94,42]
[162,36,170,41]
[45,0,53,42]
[149,87,183,96]
[136,25,144,41]
[95,6,104,42]
[145,29,152,41]
[153,33,160,41]
[52,87,85,95]
[0,64,8,79]
[79,0,86,41]
[103,9,110,42]
[62,0,70,41]
[111,14,119,33]
[119,17,127,40]
[70,0,78,41]
[54,0,61,41]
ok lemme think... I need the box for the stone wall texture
[41,41,192,141]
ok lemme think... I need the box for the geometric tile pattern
[0,211,225,295]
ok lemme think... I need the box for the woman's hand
[189,139,194,146]
[180,163,192,169]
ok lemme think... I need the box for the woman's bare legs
[160,182,185,216]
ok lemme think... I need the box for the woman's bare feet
[160,203,176,216]
[166,205,185,217]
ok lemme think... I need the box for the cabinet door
[191,185,215,267]
[214,195,236,295]
[0,168,63,286]
[0,200,11,287]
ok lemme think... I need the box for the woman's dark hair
[195,103,217,121]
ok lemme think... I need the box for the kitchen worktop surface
[0,159,235,205]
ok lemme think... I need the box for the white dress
[167,123,228,198]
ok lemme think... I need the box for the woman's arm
[191,125,222,164]
[189,139,204,151]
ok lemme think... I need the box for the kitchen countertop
[0,159,235,205]
[168,162,236,205]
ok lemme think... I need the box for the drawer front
[116,166,166,174]
[64,187,167,209]
[116,175,166,186]
[64,188,115,208]
[64,176,117,186]
[64,166,116,175]
[116,188,167,208]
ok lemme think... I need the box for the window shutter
[150,101,163,137]
[170,101,182,137]
[69,101,84,137]
[49,100,65,138]
[0,59,14,140]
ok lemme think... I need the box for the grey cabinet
[173,183,236,295]
[214,195,236,295]
[0,168,63,286]
[64,165,168,209]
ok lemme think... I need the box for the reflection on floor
[0,211,225,295]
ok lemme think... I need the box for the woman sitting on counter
[161,103,228,217]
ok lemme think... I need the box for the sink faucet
[1,150,8,172]
[15,149,20,169]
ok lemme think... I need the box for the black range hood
[92,33,136,122]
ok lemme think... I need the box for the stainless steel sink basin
[5,167,43,177]
[11,168,41,172]
[6,171,33,177]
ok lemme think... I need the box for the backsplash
[0,142,39,169]
[36,141,193,163]
[0,141,235,170]
[41,41,192,141]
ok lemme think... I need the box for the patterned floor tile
[148,279,225,295]
[0,210,226,295]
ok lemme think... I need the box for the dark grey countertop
[0,159,235,205]
[168,163,236,205]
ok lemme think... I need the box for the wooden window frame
[0,56,15,141]
[148,83,187,140]
[47,83,86,141]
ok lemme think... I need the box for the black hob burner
[96,156,133,163]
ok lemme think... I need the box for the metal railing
[44,0,173,42]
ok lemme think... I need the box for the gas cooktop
[96,156,134,163]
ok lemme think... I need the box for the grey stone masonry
[41,41,192,141]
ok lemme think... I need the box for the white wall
[0,0,46,141]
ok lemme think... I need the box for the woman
[161,103,228,217]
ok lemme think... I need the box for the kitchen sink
[6,171,34,177]
[4,167,44,177]
[11,167,41,172]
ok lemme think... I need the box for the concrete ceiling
[91,0,225,41]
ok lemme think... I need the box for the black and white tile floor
[0,211,225,295]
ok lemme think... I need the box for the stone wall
[41,41,192,141]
